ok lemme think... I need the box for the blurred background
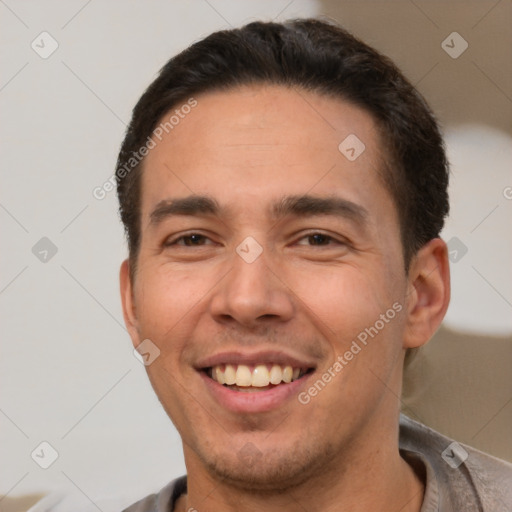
[1,0,511,510]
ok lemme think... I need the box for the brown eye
[307,233,332,246]
[179,234,208,246]
[296,232,338,246]
[165,233,213,247]
[183,235,206,245]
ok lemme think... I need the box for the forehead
[149,84,379,158]
[140,84,393,221]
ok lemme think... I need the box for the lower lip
[199,371,312,413]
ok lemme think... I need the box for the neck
[176,416,425,512]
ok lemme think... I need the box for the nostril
[256,314,281,321]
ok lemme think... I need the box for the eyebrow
[271,194,368,226]
[149,195,220,226]
[148,194,368,228]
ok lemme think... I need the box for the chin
[199,440,337,493]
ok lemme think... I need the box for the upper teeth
[212,364,302,387]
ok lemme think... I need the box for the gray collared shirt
[122,415,512,512]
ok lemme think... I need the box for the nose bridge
[232,249,273,297]
[210,244,294,325]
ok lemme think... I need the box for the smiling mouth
[204,363,313,392]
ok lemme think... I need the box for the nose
[209,249,295,329]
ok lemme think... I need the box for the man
[116,19,511,512]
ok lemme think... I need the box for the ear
[403,238,450,349]
[120,259,141,348]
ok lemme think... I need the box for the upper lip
[195,350,317,370]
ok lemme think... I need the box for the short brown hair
[116,18,449,275]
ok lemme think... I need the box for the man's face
[122,85,412,489]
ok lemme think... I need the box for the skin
[120,85,450,512]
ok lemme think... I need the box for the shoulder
[27,478,185,512]
[122,477,187,512]
[399,414,512,511]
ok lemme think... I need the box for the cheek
[282,262,396,343]
[134,266,208,344]
[283,260,405,402]
[296,264,405,420]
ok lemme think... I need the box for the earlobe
[120,259,141,347]
[403,238,450,349]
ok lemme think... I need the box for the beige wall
[319,0,512,135]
